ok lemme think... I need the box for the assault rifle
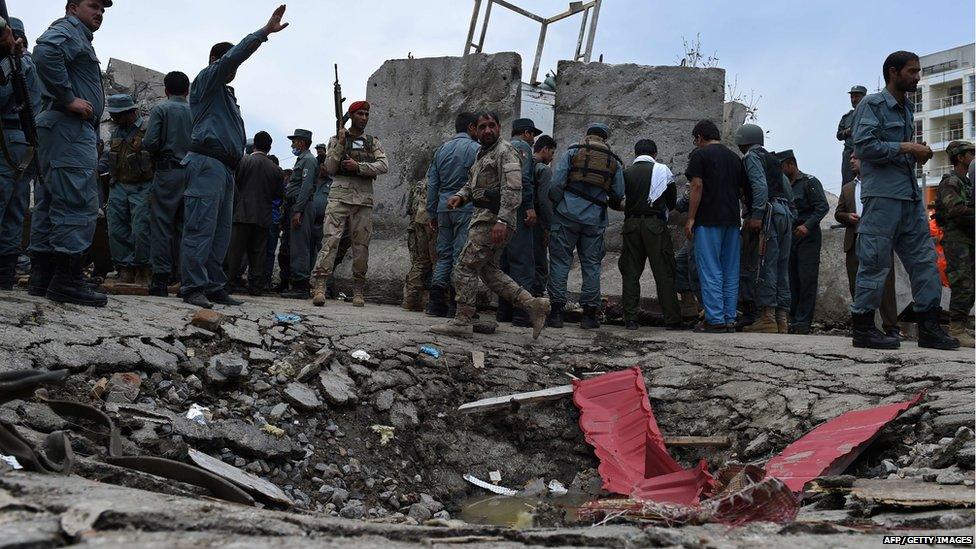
[754,203,773,286]
[0,0,40,181]
[333,64,349,134]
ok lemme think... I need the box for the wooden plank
[457,385,574,414]
[187,448,293,506]
[662,435,731,448]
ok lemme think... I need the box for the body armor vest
[339,134,376,178]
[109,125,154,183]
[567,136,621,192]
[754,147,785,199]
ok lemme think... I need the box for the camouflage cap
[849,85,867,95]
[106,94,136,114]
[946,140,975,157]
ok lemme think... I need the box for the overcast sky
[15,0,976,194]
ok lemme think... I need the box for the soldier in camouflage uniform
[402,179,436,311]
[430,112,550,339]
[310,100,388,307]
[936,140,975,347]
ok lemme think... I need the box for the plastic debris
[464,474,518,496]
[350,350,371,361]
[419,345,441,359]
[1,454,22,470]
[262,423,285,438]
[548,479,568,495]
[370,424,395,445]
[489,470,502,483]
[185,403,211,425]
[274,313,302,324]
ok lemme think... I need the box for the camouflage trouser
[312,199,372,285]
[404,222,435,298]
[943,238,974,318]
[453,221,533,310]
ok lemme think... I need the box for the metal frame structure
[463,0,603,85]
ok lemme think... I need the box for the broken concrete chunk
[190,309,224,331]
[187,448,293,507]
[205,353,248,385]
[389,399,419,428]
[249,348,276,363]
[104,372,141,404]
[319,366,356,406]
[471,350,486,370]
[283,382,323,411]
[222,321,263,347]
[374,389,395,412]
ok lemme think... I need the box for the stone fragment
[374,390,395,412]
[330,487,350,506]
[389,399,419,428]
[339,500,365,519]
[191,309,224,331]
[223,321,263,347]
[406,503,431,522]
[105,372,141,403]
[283,382,322,411]
[205,353,248,384]
[936,469,966,485]
[269,403,289,421]
[319,366,356,406]
[249,348,276,363]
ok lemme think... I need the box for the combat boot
[546,302,564,328]
[311,277,327,306]
[352,282,365,307]
[148,272,170,297]
[446,286,457,318]
[27,252,54,296]
[679,292,698,319]
[742,307,778,333]
[735,301,758,331]
[0,253,17,290]
[581,306,601,330]
[46,253,108,307]
[948,320,975,348]
[775,309,789,334]
[117,266,135,284]
[133,265,151,287]
[431,305,475,337]
[916,307,959,350]
[206,289,244,306]
[526,297,551,340]
[281,280,310,299]
[425,286,448,317]
[851,310,900,349]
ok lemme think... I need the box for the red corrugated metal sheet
[572,367,713,505]
[765,393,924,492]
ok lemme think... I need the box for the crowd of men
[0,2,971,351]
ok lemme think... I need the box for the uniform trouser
[841,148,854,188]
[619,217,681,324]
[788,227,822,328]
[940,238,974,319]
[288,200,316,284]
[547,216,604,308]
[432,209,471,289]
[453,220,533,310]
[845,246,899,332]
[312,199,372,285]
[852,197,941,314]
[227,222,269,289]
[30,113,99,255]
[0,135,30,257]
[674,238,701,298]
[149,168,185,275]
[740,206,792,309]
[532,224,549,296]
[107,180,151,267]
[500,204,536,293]
[263,223,280,287]
[694,225,741,325]
[405,222,435,297]
[180,153,235,296]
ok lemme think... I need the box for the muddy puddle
[459,493,594,528]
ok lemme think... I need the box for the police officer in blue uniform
[28,0,112,306]
[179,5,289,309]
[498,117,539,326]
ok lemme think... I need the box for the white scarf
[633,155,674,204]
[854,177,862,217]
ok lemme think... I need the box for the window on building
[947,117,963,141]
[947,85,963,107]
[969,75,975,103]
[915,120,924,143]
[970,111,975,139]
[911,90,924,112]
[922,60,958,76]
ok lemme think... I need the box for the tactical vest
[109,124,154,183]
[339,134,376,178]
[754,147,785,199]
[567,136,622,192]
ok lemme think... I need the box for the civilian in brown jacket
[835,153,900,336]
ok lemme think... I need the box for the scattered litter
[261,423,285,438]
[765,392,924,492]
[186,348,196,357]
[269,360,295,377]
[463,474,517,496]
[548,479,568,495]
[419,345,441,359]
[188,448,294,506]
[521,477,548,497]
[338,292,348,301]
[370,424,395,445]
[471,350,485,370]
[185,403,211,425]
[834,478,975,510]
[273,313,302,324]
[350,350,371,361]
[489,470,502,483]
[457,385,573,414]
[1,454,22,470]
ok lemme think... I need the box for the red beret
[347,100,370,114]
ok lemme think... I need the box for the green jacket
[937,170,974,244]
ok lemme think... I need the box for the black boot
[281,279,310,299]
[496,298,513,323]
[446,285,457,319]
[0,254,17,290]
[546,302,564,328]
[917,307,959,350]
[148,272,169,297]
[735,301,757,331]
[581,306,601,330]
[326,274,338,299]
[852,310,899,349]
[46,253,107,307]
[425,286,448,317]
[206,288,244,306]
[28,252,54,296]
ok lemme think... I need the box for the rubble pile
[0,293,973,545]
